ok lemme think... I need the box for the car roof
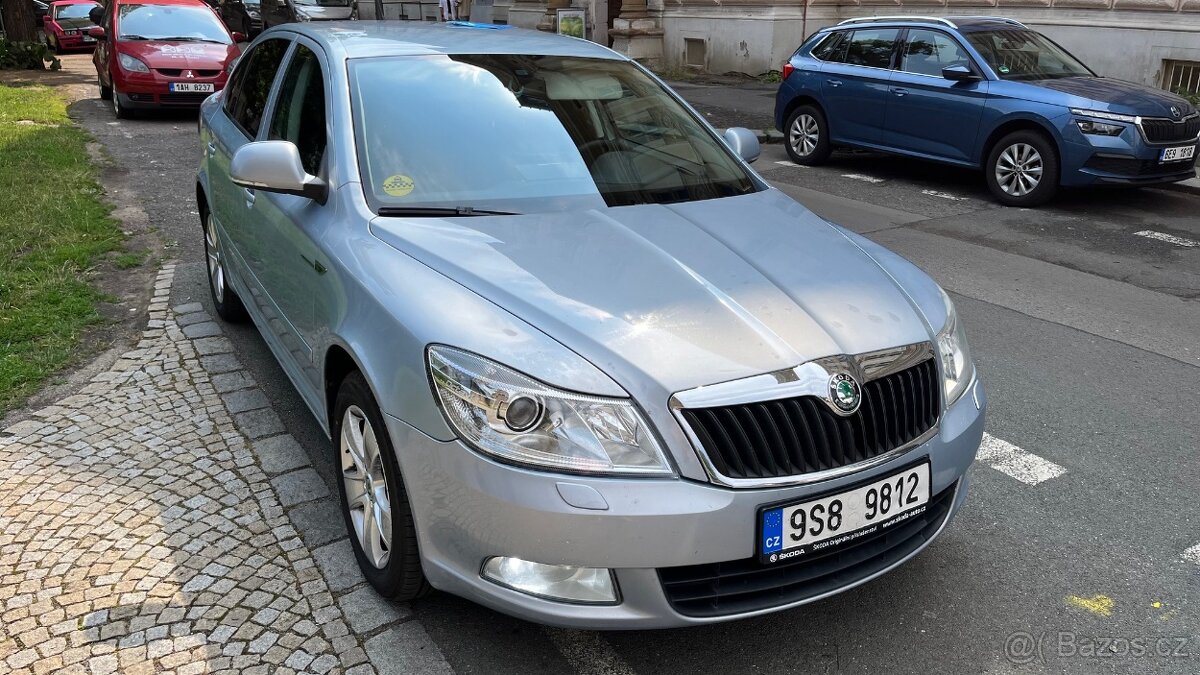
[265,22,627,62]
[826,15,1029,33]
[113,0,212,6]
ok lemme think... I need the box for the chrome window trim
[669,342,941,489]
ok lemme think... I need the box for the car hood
[1030,77,1196,118]
[52,17,95,30]
[369,189,940,397]
[118,40,235,69]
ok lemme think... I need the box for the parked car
[259,0,352,31]
[89,0,243,118]
[42,0,100,53]
[215,0,262,38]
[197,22,985,628]
[31,0,50,26]
[775,16,1200,206]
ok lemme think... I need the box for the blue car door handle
[893,88,908,97]
[827,79,843,88]
[207,141,217,158]
[244,188,255,207]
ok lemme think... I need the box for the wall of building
[657,3,1200,86]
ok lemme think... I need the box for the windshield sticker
[382,175,415,197]
[158,44,209,58]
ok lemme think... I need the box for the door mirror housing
[87,26,106,39]
[230,141,328,205]
[942,65,979,82]
[723,127,761,164]
[230,31,247,42]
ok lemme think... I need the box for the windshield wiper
[157,36,224,43]
[377,206,520,217]
[119,34,151,40]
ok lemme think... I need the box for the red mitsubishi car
[90,0,242,118]
[43,0,101,53]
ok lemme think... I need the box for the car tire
[333,372,432,601]
[111,83,133,119]
[202,210,249,322]
[98,74,112,101]
[785,104,833,166]
[985,130,1059,207]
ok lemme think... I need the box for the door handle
[207,141,216,158]
[244,187,255,207]
[893,88,909,97]
[826,79,843,88]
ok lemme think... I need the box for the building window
[1162,59,1200,98]
[685,38,706,68]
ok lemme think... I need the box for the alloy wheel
[994,142,1043,197]
[340,405,392,570]
[112,84,122,117]
[789,113,820,157]
[204,214,225,300]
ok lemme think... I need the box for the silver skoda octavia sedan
[196,22,985,628]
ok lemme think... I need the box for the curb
[1162,176,1200,197]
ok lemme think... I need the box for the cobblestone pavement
[0,264,450,675]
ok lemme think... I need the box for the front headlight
[118,53,150,73]
[1069,108,1139,124]
[294,7,311,20]
[936,289,974,407]
[1075,119,1124,136]
[428,346,673,476]
[247,9,260,17]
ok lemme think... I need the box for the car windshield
[349,54,758,214]
[963,29,1092,81]
[117,4,231,43]
[54,3,98,19]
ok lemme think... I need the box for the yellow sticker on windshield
[382,174,415,197]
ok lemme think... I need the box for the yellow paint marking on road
[1067,594,1114,617]
[1152,601,1162,609]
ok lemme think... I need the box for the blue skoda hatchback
[775,16,1200,206]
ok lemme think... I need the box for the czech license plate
[759,462,931,564]
[169,82,215,93]
[1161,145,1196,163]
[82,35,95,42]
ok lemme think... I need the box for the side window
[900,29,971,77]
[268,44,328,176]
[844,28,900,70]
[224,38,290,139]
[811,31,848,63]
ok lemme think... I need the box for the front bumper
[387,377,986,628]
[53,33,98,50]
[1060,117,1198,187]
[113,70,227,110]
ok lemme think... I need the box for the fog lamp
[481,557,618,604]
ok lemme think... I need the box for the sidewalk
[0,265,451,675]
[669,78,781,141]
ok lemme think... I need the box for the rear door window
[224,38,290,139]
[811,31,849,62]
[844,28,900,70]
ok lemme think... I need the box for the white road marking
[1133,230,1199,248]
[544,628,637,675]
[842,173,885,184]
[774,160,808,169]
[921,189,966,201]
[976,433,1066,485]
[1183,543,1200,565]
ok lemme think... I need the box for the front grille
[659,483,957,617]
[159,92,213,106]
[156,69,221,77]
[1084,154,1197,177]
[1141,114,1200,144]
[679,359,939,481]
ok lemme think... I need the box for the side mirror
[231,141,328,204]
[942,65,979,82]
[88,26,106,39]
[723,127,761,164]
[230,31,247,42]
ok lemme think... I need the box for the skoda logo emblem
[829,373,862,414]
[1170,106,1181,119]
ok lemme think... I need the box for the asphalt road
[64,54,1200,675]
